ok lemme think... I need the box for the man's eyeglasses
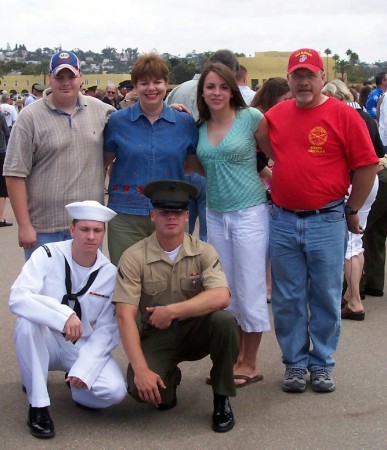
[290,72,320,81]
[107,91,116,94]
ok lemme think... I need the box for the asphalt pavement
[1,201,387,450]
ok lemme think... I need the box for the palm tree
[337,59,349,81]
[34,61,49,85]
[324,48,332,80]
[345,49,360,81]
[332,54,340,78]
[348,51,359,65]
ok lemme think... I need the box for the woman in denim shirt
[104,53,198,265]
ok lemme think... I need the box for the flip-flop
[205,374,264,387]
[234,374,264,388]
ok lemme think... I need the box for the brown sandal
[341,304,365,321]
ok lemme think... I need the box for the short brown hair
[131,53,169,85]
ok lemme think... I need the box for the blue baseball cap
[49,51,80,76]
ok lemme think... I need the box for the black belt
[277,200,344,218]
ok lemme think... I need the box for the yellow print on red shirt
[308,127,328,154]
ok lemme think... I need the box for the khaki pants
[108,213,155,266]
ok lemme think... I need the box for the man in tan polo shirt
[112,179,239,433]
[4,51,115,259]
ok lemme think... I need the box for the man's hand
[346,213,364,234]
[63,313,83,342]
[134,368,166,405]
[170,103,192,115]
[146,306,174,329]
[18,223,37,249]
[65,376,87,389]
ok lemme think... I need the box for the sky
[3,0,387,64]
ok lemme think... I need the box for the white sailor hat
[65,201,116,222]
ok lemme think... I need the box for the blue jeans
[185,173,207,241]
[24,230,72,260]
[269,202,347,371]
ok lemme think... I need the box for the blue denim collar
[130,101,176,123]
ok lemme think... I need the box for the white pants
[207,204,271,333]
[345,176,379,259]
[15,317,127,408]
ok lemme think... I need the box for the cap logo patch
[58,52,71,61]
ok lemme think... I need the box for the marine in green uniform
[112,179,239,433]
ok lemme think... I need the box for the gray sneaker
[310,368,335,393]
[282,367,307,393]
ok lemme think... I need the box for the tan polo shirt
[113,232,228,322]
[3,90,115,232]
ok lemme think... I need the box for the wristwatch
[344,205,358,215]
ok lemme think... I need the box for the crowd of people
[1,48,385,439]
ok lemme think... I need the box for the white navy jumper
[9,240,127,409]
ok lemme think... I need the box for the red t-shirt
[265,97,378,210]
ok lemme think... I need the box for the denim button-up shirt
[104,101,198,216]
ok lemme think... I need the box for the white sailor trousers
[14,317,127,408]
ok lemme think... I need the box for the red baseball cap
[288,49,324,74]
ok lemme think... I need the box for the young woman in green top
[196,63,270,388]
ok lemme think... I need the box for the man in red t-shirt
[257,48,378,394]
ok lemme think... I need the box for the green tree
[27,61,50,84]
[346,64,369,84]
[101,47,117,59]
[334,59,349,81]
[345,49,361,83]
[170,60,196,84]
[347,50,359,65]
[332,54,340,78]
[324,48,332,80]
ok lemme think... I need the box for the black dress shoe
[27,405,55,438]
[212,394,235,433]
[156,366,181,410]
[0,219,13,227]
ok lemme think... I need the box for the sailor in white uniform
[9,200,127,439]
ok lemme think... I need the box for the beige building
[0,51,335,94]
[239,51,335,89]
[0,73,132,95]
